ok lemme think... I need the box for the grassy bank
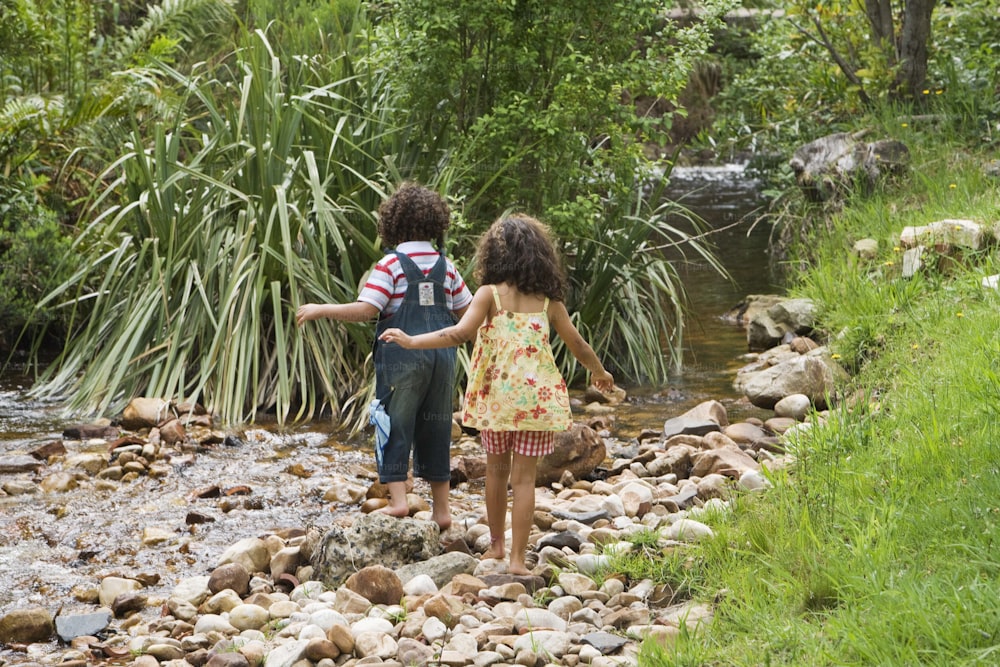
[645,137,1000,665]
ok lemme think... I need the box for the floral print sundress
[462,286,572,431]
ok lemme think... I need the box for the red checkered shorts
[480,430,555,457]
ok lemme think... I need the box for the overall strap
[543,297,550,313]
[426,253,447,282]
[393,250,447,284]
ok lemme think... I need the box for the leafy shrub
[0,185,74,349]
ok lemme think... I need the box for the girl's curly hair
[377,182,451,247]
[475,214,567,301]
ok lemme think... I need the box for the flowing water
[614,163,784,432]
[0,164,782,660]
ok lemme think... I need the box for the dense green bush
[374,0,736,230]
[1,0,239,355]
[707,1,998,162]
[0,184,74,349]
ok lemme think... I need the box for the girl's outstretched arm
[379,285,493,349]
[548,300,615,391]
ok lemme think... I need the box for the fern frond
[0,96,63,150]
[113,0,236,65]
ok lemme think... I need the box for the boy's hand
[296,304,321,327]
[379,328,413,348]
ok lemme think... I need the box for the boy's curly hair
[377,182,451,247]
[475,214,567,301]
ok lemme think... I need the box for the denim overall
[372,251,457,483]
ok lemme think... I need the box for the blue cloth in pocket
[369,397,391,470]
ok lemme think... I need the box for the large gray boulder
[747,298,818,351]
[725,295,819,351]
[662,399,729,439]
[735,353,846,410]
[310,513,441,589]
[790,131,909,201]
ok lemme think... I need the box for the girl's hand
[592,370,615,392]
[379,328,413,348]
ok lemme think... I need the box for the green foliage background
[3,0,998,430]
[2,0,732,424]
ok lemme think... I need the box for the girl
[380,214,614,575]
[297,182,473,531]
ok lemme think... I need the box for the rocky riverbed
[0,297,844,667]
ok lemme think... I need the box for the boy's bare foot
[432,512,452,532]
[374,504,409,518]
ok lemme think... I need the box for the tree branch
[787,15,872,107]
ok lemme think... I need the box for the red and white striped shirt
[358,241,473,316]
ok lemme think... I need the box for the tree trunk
[864,0,894,54]
[893,0,937,101]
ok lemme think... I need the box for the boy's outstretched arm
[548,301,615,391]
[379,285,492,349]
[297,302,380,326]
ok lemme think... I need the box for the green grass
[641,134,1000,665]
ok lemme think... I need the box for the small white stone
[351,616,394,638]
[229,603,270,631]
[575,554,609,575]
[557,573,596,596]
[354,631,398,659]
[444,632,478,655]
[268,600,299,619]
[422,616,448,643]
[739,470,771,491]
[403,573,438,596]
[192,613,237,636]
[473,650,505,667]
[297,624,326,641]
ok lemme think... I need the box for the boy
[297,183,472,530]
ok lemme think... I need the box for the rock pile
[1,297,849,666]
[0,391,817,667]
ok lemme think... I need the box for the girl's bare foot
[374,504,409,518]
[508,559,531,576]
[481,536,504,560]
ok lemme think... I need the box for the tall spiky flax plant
[27,23,421,427]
